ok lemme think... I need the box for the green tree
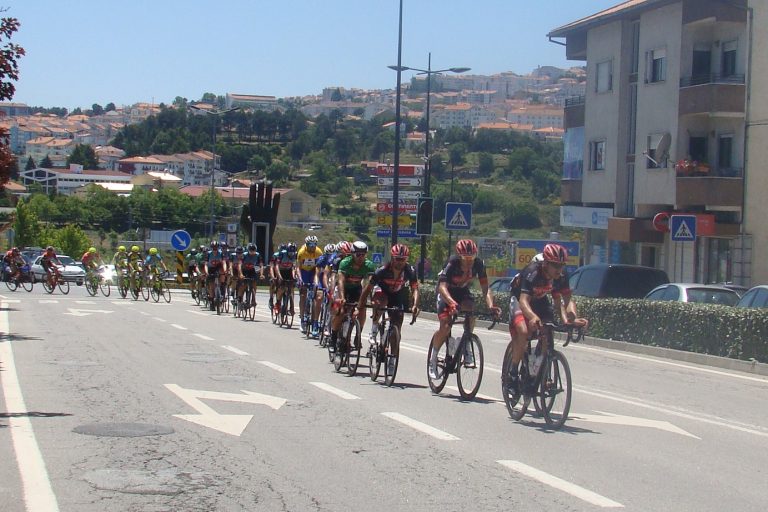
[25,155,36,170]
[53,224,91,256]
[91,103,104,116]
[105,102,116,112]
[12,200,41,247]
[264,160,290,183]
[40,155,53,168]
[0,17,25,189]
[67,144,99,169]
[201,92,217,104]
[502,200,541,229]
[478,152,494,177]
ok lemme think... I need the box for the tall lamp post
[189,105,239,238]
[390,55,469,281]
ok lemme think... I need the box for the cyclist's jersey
[274,250,296,270]
[338,256,376,290]
[206,249,226,268]
[510,261,570,301]
[195,251,206,267]
[41,251,59,269]
[144,253,164,269]
[81,252,98,267]
[370,263,419,295]
[331,254,347,273]
[297,245,323,272]
[185,253,197,268]
[437,255,489,292]
[315,253,334,288]
[113,251,129,267]
[127,251,143,269]
[240,252,262,270]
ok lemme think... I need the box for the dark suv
[569,264,669,299]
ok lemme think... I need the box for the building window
[722,40,737,77]
[290,200,302,214]
[596,60,613,93]
[689,135,708,162]
[647,48,666,83]
[590,140,606,171]
[718,134,733,171]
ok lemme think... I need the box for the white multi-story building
[550,0,757,284]
[430,103,497,129]
[19,165,132,195]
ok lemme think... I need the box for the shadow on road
[1,411,73,419]
[0,334,44,343]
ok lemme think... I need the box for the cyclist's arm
[358,281,374,309]
[337,272,347,302]
[518,292,540,327]
[410,285,420,315]
[436,281,456,307]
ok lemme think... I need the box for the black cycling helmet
[247,243,257,251]
[235,246,244,253]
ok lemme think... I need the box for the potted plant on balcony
[675,159,710,177]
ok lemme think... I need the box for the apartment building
[506,105,564,129]
[224,93,278,112]
[19,165,132,195]
[117,151,227,187]
[550,0,755,284]
[430,103,497,129]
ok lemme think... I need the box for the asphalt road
[1,285,767,511]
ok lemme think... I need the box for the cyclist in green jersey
[331,241,377,352]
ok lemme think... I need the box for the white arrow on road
[570,410,700,439]
[164,384,286,436]
[64,308,115,317]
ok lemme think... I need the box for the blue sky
[5,0,619,110]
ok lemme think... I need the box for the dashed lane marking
[222,345,249,356]
[170,324,188,331]
[193,333,214,341]
[257,361,296,374]
[381,412,461,441]
[498,460,623,508]
[153,317,167,323]
[309,382,360,400]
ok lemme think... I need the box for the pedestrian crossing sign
[445,202,472,231]
[670,215,697,242]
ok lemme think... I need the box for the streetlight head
[449,67,471,74]
[388,65,410,72]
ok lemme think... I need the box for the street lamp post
[389,55,469,280]
[189,105,239,238]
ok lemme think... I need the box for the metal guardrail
[680,74,745,87]
[564,95,585,107]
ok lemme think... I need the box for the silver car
[31,255,86,286]
[644,283,740,306]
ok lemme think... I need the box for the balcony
[682,0,747,25]
[607,217,664,244]
[676,176,743,207]
[564,96,585,129]
[679,75,745,116]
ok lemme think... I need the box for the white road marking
[75,300,95,304]
[257,361,296,374]
[153,317,167,323]
[139,311,150,316]
[381,412,461,441]
[39,299,59,304]
[193,333,214,341]
[111,301,133,305]
[578,387,768,438]
[0,302,60,511]
[309,382,360,400]
[171,324,188,331]
[3,299,21,303]
[187,309,210,317]
[570,344,768,384]
[498,460,623,508]
[570,411,699,439]
[0,293,7,299]
[64,308,114,317]
[222,345,249,356]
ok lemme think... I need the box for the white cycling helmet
[352,241,368,253]
[323,243,335,254]
[305,235,319,245]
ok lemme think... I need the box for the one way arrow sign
[165,384,287,436]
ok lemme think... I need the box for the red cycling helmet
[338,241,353,255]
[455,239,478,257]
[542,243,568,264]
[390,243,410,259]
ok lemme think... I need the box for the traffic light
[416,197,434,236]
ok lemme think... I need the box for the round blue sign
[171,230,192,251]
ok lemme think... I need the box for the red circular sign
[653,212,670,233]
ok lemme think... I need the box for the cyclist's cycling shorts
[509,295,553,328]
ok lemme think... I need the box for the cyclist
[268,243,284,310]
[185,248,199,281]
[40,246,63,286]
[429,239,501,379]
[273,242,298,316]
[144,247,168,278]
[313,243,337,337]
[359,243,420,371]
[297,235,324,334]
[111,245,130,290]
[505,243,587,393]
[127,245,144,291]
[3,247,26,281]
[81,247,102,275]
[236,242,263,306]
[228,245,243,304]
[204,241,228,308]
[331,241,376,353]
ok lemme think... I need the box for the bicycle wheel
[383,324,400,387]
[223,288,231,314]
[150,281,160,302]
[426,335,450,394]
[192,282,201,305]
[130,280,140,300]
[501,345,529,421]
[248,288,256,320]
[271,294,279,324]
[21,279,33,292]
[117,276,127,298]
[58,280,70,294]
[346,320,361,376]
[100,278,111,297]
[540,351,572,429]
[5,278,17,292]
[42,278,54,294]
[369,324,382,382]
[332,334,347,372]
[318,301,330,347]
[161,281,171,303]
[85,276,97,296]
[141,279,150,301]
[456,334,484,400]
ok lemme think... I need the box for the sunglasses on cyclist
[393,256,407,262]
[354,252,367,257]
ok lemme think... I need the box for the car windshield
[58,256,75,265]
[687,288,738,306]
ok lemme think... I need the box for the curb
[417,311,768,378]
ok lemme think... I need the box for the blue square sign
[670,215,696,242]
[445,202,472,231]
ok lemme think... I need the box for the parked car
[489,277,514,294]
[569,264,669,299]
[31,255,86,285]
[735,285,768,308]
[644,283,740,306]
[712,282,749,297]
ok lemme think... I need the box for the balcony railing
[680,74,745,88]
[564,95,585,107]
